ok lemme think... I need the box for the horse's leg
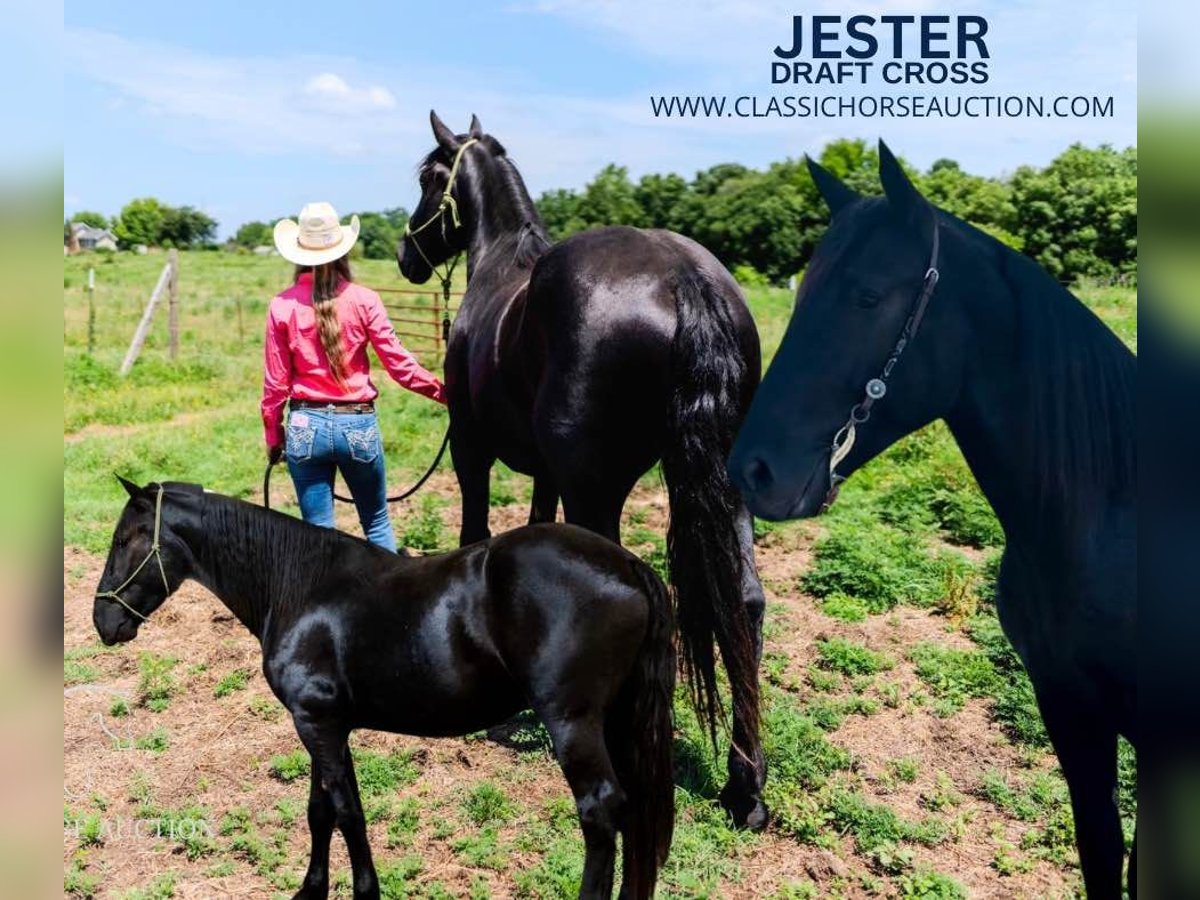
[292,761,335,899]
[560,483,625,544]
[542,713,624,900]
[1040,697,1123,900]
[529,473,559,525]
[293,719,379,900]
[718,503,768,830]
[450,427,494,546]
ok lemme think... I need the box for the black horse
[728,143,1136,898]
[397,112,768,828]
[93,479,675,900]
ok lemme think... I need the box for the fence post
[119,257,174,376]
[86,267,96,356]
[167,248,180,361]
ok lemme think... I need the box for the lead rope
[95,485,168,621]
[822,218,941,510]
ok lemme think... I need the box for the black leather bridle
[822,216,941,509]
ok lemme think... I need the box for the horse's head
[397,110,487,283]
[93,478,201,645]
[729,141,969,520]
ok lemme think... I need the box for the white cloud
[304,73,397,111]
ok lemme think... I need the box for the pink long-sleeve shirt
[261,274,446,448]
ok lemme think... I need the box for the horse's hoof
[719,786,769,832]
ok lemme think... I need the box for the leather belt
[290,399,375,414]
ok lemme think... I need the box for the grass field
[63,250,1136,899]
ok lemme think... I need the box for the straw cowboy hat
[273,202,360,266]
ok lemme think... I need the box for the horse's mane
[419,135,550,270]
[197,493,384,626]
[955,215,1137,532]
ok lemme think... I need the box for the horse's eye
[857,291,882,309]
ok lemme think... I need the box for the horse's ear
[806,156,859,215]
[468,114,482,139]
[878,140,927,216]
[429,109,459,152]
[115,474,141,498]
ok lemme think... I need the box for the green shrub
[134,727,170,752]
[213,668,249,698]
[763,694,852,791]
[268,750,310,782]
[816,637,894,676]
[909,643,1001,715]
[463,782,516,827]
[351,748,420,797]
[819,592,869,622]
[896,867,967,899]
[824,788,906,853]
[801,512,947,611]
[137,653,178,712]
[965,614,1049,745]
[401,495,445,551]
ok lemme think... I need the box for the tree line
[71,139,1134,285]
[537,140,1137,285]
[67,199,218,250]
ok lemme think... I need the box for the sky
[63,0,1137,237]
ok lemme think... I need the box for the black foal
[93,479,675,900]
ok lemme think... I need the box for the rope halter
[95,485,170,622]
[403,138,479,302]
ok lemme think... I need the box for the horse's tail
[661,267,760,750]
[610,561,676,900]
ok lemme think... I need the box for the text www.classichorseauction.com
[650,93,1115,119]
[651,13,1115,120]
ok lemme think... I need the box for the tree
[537,188,586,240]
[113,197,166,247]
[634,173,690,230]
[234,220,273,249]
[576,164,644,229]
[521,140,1137,286]
[351,208,408,260]
[920,161,1022,249]
[160,205,217,248]
[1009,144,1136,280]
[71,210,108,230]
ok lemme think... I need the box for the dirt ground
[64,481,1080,899]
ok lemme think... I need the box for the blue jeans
[285,408,397,552]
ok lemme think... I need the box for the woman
[262,201,446,551]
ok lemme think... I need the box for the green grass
[268,749,310,783]
[815,637,894,677]
[400,494,448,551]
[351,747,421,797]
[462,782,516,827]
[213,668,250,698]
[909,643,1001,716]
[800,508,961,612]
[137,652,178,711]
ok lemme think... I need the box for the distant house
[69,222,118,252]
